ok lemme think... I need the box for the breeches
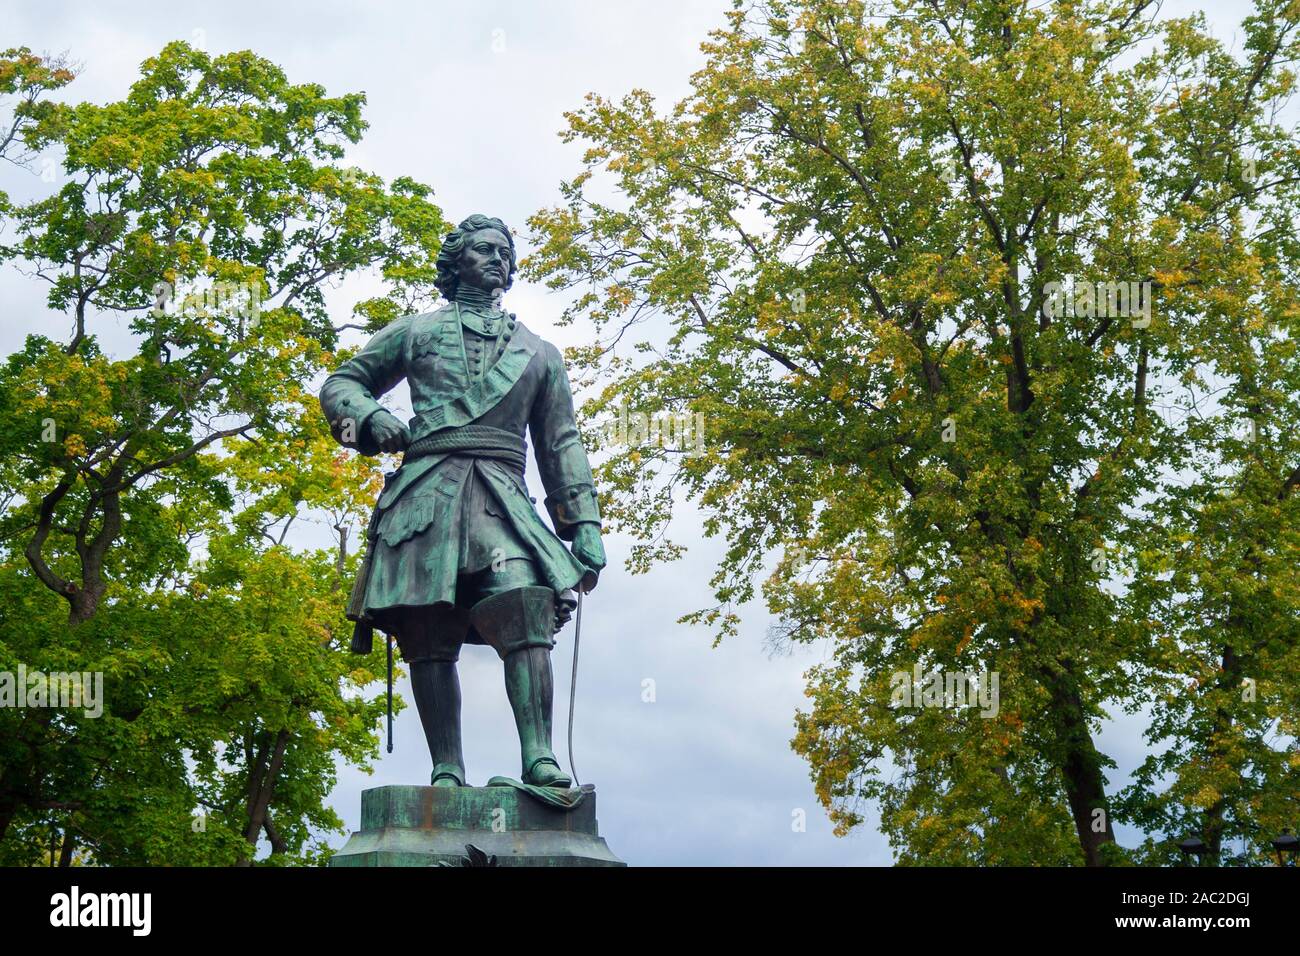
[377,558,555,664]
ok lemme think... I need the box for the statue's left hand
[554,590,577,633]
[570,523,606,593]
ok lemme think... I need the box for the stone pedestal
[328,784,625,867]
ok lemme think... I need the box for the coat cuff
[329,399,386,456]
[544,482,601,540]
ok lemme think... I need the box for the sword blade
[386,632,393,754]
[566,588,583,786]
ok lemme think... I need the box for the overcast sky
[2,0,1259,866]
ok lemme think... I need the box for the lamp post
[1178,836,1210,867]
[1271,829,1299,867]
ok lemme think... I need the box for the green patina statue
[321,213,606,790]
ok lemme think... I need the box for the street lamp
[1271,829,1299,867]
[1178,836,1210,866]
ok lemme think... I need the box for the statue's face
[458,228,513,293]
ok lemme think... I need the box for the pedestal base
[328,784,625,867]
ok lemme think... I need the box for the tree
[0,46,76,201]
[0,41,441,863]
[526,0,1300,864]
[0,39,443,625]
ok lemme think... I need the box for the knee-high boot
[503,645,570,787]
[470,586,571,788]
[409,659,466,786]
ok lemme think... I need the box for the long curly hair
[434,214,517,300]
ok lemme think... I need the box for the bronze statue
[321,214,606,789]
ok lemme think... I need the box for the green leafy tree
[527,0,1300,864]
[0,41,440,864]
[0,46,76,205]
[0,39,443,624]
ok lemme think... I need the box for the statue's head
[435,214,517,300]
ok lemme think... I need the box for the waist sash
[403,423,527,474]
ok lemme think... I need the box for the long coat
[320,304,601,645]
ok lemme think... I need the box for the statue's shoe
[522,757,571,789]
[431,763,466,788]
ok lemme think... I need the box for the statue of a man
[321,213,606,789]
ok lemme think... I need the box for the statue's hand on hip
[554,590,576,633]
[570,523,606,593]
[368,410,411,453]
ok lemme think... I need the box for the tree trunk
[1202,642,1248,865]
[235,729,290,866]
[67,585,103,625]
[1043,665,1116,866]
[0,793,15,844]
[57,828,76,867]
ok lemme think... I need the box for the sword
[566,587,583,787]
[386,632,393,754]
